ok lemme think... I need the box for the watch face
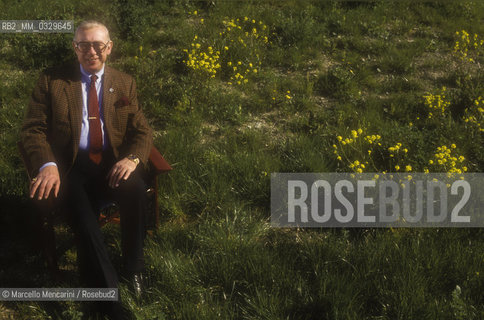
[128,155,139,164]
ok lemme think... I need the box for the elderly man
[21,20,152,318]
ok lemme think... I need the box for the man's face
[73,26,112,74]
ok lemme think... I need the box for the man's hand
[30,165,61,200]
[107,157,137,188]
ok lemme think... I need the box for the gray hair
[74,20,110,41]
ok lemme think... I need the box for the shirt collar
[79,64,105,84]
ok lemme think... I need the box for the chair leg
[154,176,159,229]
[35,200,60,278]
[40,217,59,276]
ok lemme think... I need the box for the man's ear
[106,41,113,55]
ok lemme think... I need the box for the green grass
[1,0,484,319]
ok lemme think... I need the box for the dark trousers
[63,150,147,288]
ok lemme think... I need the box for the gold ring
[32,177,38,182]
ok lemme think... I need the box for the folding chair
[17,142,172,275]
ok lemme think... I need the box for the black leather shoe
[130,272,144,299]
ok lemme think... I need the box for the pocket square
[115,96,130,108]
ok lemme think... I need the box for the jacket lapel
[66,65,83,163]
[102,66,116,147]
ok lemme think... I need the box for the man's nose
[87,44,97,55]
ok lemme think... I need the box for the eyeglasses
[74,41,110,53]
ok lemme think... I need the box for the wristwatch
[127,154,140,166]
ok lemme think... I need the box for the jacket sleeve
[122,77,153,166]
[20,72,57,177]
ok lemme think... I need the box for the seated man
[21,20,152,319]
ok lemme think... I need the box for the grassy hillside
[0,0,483,319]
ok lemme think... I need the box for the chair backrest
[149,146,173,174]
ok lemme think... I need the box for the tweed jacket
[21,63,153,179]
